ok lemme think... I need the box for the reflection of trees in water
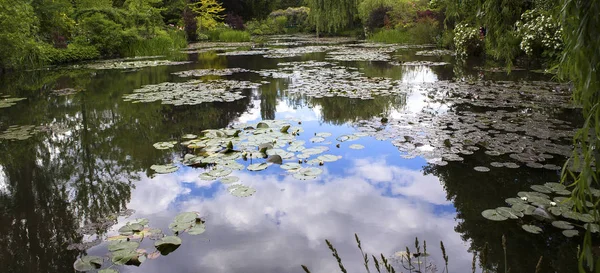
[423,152,578,273]
[310,95,407,125]
[0,64,253,273]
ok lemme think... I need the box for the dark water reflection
[0,41,577,273]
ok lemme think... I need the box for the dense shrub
[74,13,126,56]
[515,9,563,58]
[407,17,440,44]
[121,29,187,57]
[453,23,482,57]
[218,29,251,42]
[39,43,100,64]
[366,6,391,30]
[225,13,245,30]
[369,29,412,43]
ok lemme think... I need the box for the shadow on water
[0,39,583,273]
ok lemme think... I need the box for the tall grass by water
[218,30,251,42]
[122,30,187,57]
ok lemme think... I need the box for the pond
[0,35,584,273]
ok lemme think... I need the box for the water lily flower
[550,201,557,206]
[521,196,528,201]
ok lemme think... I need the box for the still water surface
[0,37,580,273]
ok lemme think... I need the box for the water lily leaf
[562,230,579,238]
[505,198,525,205]
[281,163,302,171]
[315,132,332,138]
[280,125,290,133]
[73,256,103,271]
[310,137,325,143]
[187,222,206,235]
[481,209,508,221]
[118,223,145,236]
[302,148,325,155]
[585,223,600,233]
[297,153,311,159]
[317,154,341,162]
[496,207,521,219]
[155,236,182,255]
[473,166,490,172]
[267,155,283,164]
[220,176,240,184]
[207,168,232,178]
[151,164,179,174]
[108,241,139,252]
[169,212,198,232]
[293,167,323,180]
[522,224,542,234]
[531,185,553,194]
[153,141,176,150]
[182,134,197,139]
[288,145,306,152]
[544,182,566,191]
[337,134,359,142]
[99,269,119,273]
[349,144,365,150]
[552,221,574,230]
[579,213,595,223]
[257,122,269,129]
[248,163,268,171]
[228,184,256,197]
[111,249,142,265]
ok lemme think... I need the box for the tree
[189,0,225,32]
[305,0,359,36]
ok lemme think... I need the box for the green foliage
[75,13,126,56]
[190,0,225,32]
[558,0,600,272]
[306,0,359,34]
[369,29,412,44]
[0,0,43,69]
[515,9,563,58]
[39,43,101,64]
[121,29,187,57]
[217,29,250,42]
[369,18,439,44]
[453,23,482,58]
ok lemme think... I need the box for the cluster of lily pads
[352,80,575,169]
[123,79,261,105]
[149,120,371,196]
[0,125,39,141]
[52,88,83,96]
[326,46,397,62]
[73,212,205,273]
[86,60,192,70]
[392,61,449,66]
[257,61,408,99]
[481,182,598,238]
[0,95,26,109]
[415,49,456,56]
[172,68,251,77]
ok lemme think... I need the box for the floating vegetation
[153,141,177,150]
[326,46,396,61]
[415,49,456,56]
[0,95,26,108]
[0,125,38,141]
[217,50,268,56]
[474,166,491,172]
[392,61,450,66]
[257,61,407,99]
[52,88,83,96]
[173,68,251,77]
[228,184,257,197]
[351,80,576,166]
[482,182,599,237]
[150,164,179,174]
[73,212,205,272]
[187,42,254,50]
[349,144,365,150]
[123,79,261,105]
[264,45,336,58]
[87,60,191,70]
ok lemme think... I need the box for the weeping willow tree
[305,0,359,36]
[559,0,600,272]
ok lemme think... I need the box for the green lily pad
[118,223,145,236]
[266,155,283,164]
[108,241,139,252]
[182,134,198,139]
[187,222,206,235]
[151,164,179,174]
[248,163,269,171]
[281,163,302,171]
[482,209,508,221]
[169,212,198,232]
[153,141,176,150]
[544,182,566,191]
[207,168,232,178]
[562,230,579,238]
[585,223,600,233]
[496,207,521,219]
[531,185,553,194]
[257,122,270,129]
[302,148,325,155]
[293,167,323,180]
[99,269,119,273]
[155,236,182,255]
[474,166,490,172]
[349,144,365,150]
[552,221,574,230]
[73,256,103,271]
[317,154,341,162]
[310,137,326,143]
[228,184,257,197]
[522,224,542,234]
[220,176,240,184]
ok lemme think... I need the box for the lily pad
[155,236,182,255]
[228,184,257,197]
[248,163,269,171]
[317,154,341,162]
[496,207,521,219]
[531,185,553,194]
[310,137,326,143]
[349,144,365,150]
[562,230,579,237]
[474,166,490,172]
[551,221,574,230]
[169,212,198,233]
[482,209,508,221]
[73,256,103,271]
[522,224,542,234]
[220,176,240,184]
[293,167,323,180]
[99,269,119,273]
[207,168,232,178]
[315,132,332,138]
[281,163,302,171]
[118,223,145,236]
[151,164,179,174]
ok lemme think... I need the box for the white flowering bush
[515,9,563,57]
[453,23,482,58]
